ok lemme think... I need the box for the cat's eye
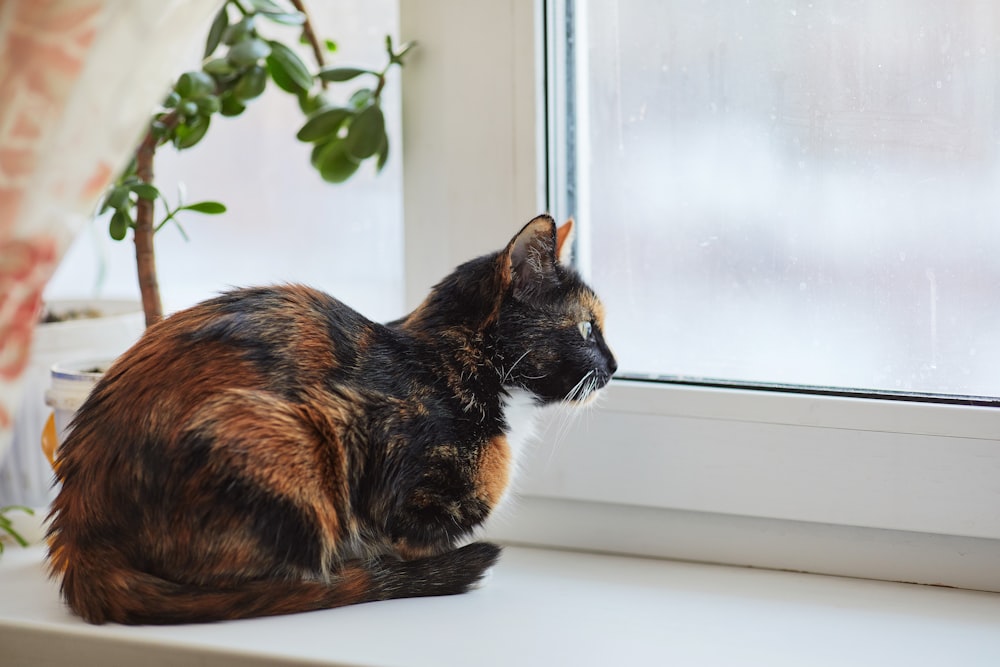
[577,321,593,341]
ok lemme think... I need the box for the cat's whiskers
[501,350,532,384]
[566,370,595,403]
[543,370,597,469]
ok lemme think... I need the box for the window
[564,0,1000,401]
[400,0,1000,591]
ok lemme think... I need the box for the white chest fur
[496,387,542,510]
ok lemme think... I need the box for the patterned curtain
[0,0,221,456]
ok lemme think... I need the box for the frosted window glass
[574,0,1000,398]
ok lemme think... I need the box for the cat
[46,214,617,625]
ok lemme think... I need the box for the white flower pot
[0,300,142,507]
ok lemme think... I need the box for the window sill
[2,543,999,666]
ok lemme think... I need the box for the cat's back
[72,284,381,440]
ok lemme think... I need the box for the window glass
[45,0,403,322]
[567,0,1000,398]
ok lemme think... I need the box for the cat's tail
[54,542,502,625]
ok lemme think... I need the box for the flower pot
[0,300,141,507]
[42,359,111,469]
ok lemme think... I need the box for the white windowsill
[2,543,999,667]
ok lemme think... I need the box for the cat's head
[492,215,617,405]
[401,215,617,405]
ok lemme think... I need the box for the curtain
[0,0,221,457]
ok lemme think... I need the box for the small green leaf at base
[0,506,34,552]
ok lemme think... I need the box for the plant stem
[134,132,162,327]
[290,0,328,88]
[133,110,179,327]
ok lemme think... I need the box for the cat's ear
[555,218,575,265]
[503,214,559,301]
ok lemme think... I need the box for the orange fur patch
[189,390,345,547]
[581,291,607,330]
[475,435,511,508]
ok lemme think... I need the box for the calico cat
[47,214,616,625]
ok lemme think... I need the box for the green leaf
[222,16,254,46]
[258,12,305,26]
[163,92,180,108]
[297,91,329,114]
[219,92,246,117]
[227,38,271,67]
[130,183,159,201]
[0,521,28,548]
[174,115,211,149]
[267,55,300,93]
[317,67,372,82]
[318,139,361,183]
[344,104,385,160]
[310,140,333,169]
[180,100,198,117]
[106,186,129,211]
[324,39,337,52]
[203,58,235,76]
[232,65,267,100]
[205,5,229,58]
[376,133,389,173]
[348,88,372,110]
[109,209,130,240]
[98,190,113,214]
[392,40,416,65]
[176,71,215,99]
[181,201,227,214]
[266,41,312,91]
[195,94,221,114]
[297,107,352,142]
[247,0,287,13]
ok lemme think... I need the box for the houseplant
[98,0,411,327]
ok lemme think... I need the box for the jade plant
[98,0,412,327]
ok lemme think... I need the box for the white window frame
[399,0,1000,591]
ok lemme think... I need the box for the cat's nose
[606,355,618,376]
